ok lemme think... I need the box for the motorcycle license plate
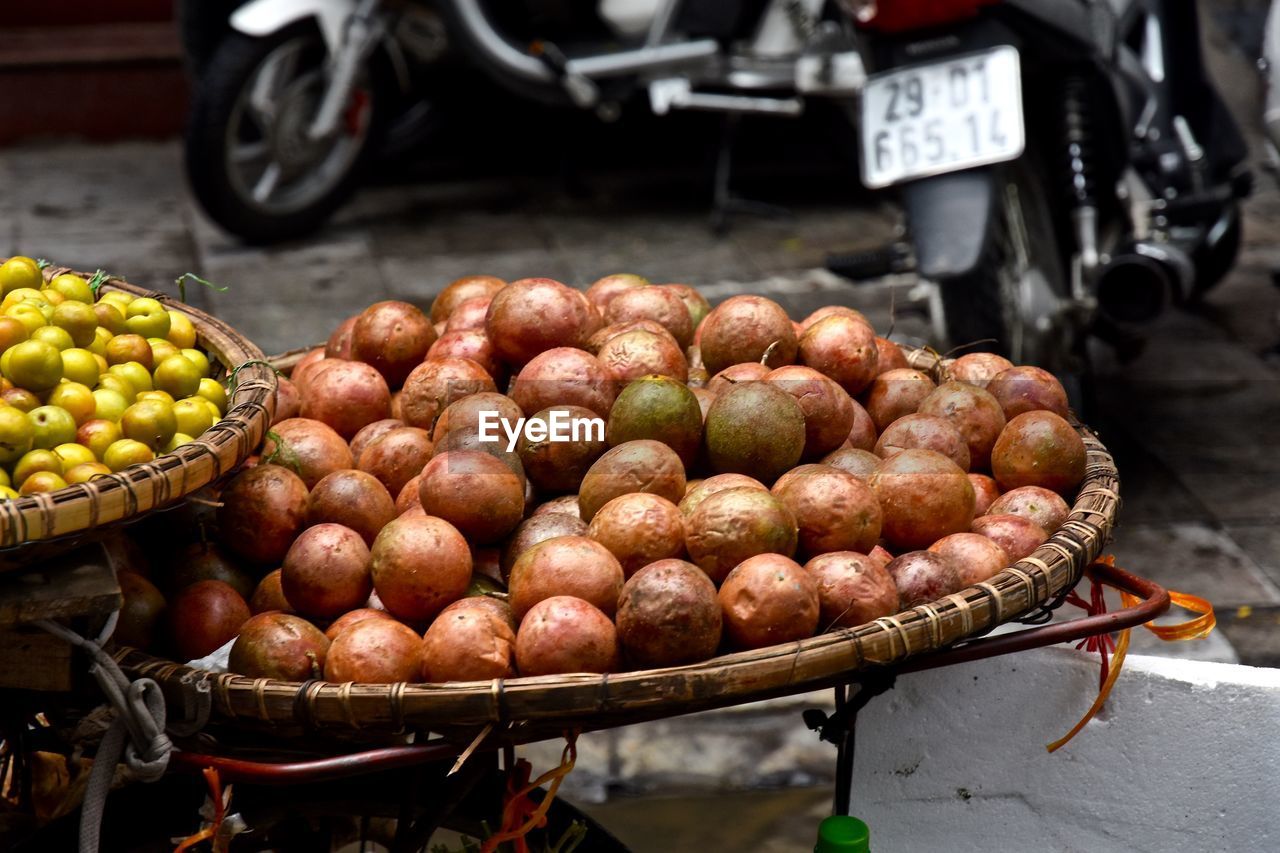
[859,46,1024,189]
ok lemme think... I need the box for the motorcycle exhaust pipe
[1093,242,1193,323]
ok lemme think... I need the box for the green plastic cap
[815,815,870,853]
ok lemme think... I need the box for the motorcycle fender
[901,168,997,280]
[230,0,358,54]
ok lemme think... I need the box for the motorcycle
[181,0,1247,383]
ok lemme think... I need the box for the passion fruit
[216,463,309,566]
[515,405,607,494]
[349,418,405,462]
[886,551,964,608]
[228,612,329,680]
[875,338,909,374]
[433,392,522,444]
[420,599,517,681]
[949,353,1014,389]
[703,381,805,484]
[616,559,721,667]
[969,473,1002,516]
[114,572,166,650]
[987,485,1070,534]
[587,493,686,577]
[765,365,857,459]
[485,277,594,366]
[798,315,879,395]
[263,418,354,489]
[989,411,1086,494]
[325,315,358,359]
[718,554,819,649]
[771,465,882,557]
[705,362,771,395]
[928,533,1009,587]
[917,381,1006,471]
[324,607,394,641]
[596,328,688,383]
[324,618,423,684]
[987,365,1070,420]
[418,450,525,543]
[662,284,711,329]
[584,319,673,354]
[515,596,619,676]
[803,552,899,630]
[606,376,702,467]
[863,368,936,433]
[399,357,497,431]
[501,512,589,579]
[444,296,494,333]
[874,413,970,471]
[972,513,1049,562]
[249,569,293,615]
[677,472,767,516]
[508,535,625,621]
[510,347,616,418]
[280,523,373,619]
[168,580,250,661]
[165,541,255,600]
[426,330,502,379]
[685,487,798,584]
[577,439,686,523]
[357,426,434,499]
[299,360,392,440]
[370,513,472,622]
[585,273,649,313]
[307,469,396,546]
[799,305,871,332]
[431,275,506,324]
[604,286,694,347]
[820,448,881,483]
[870,449,975,551]
[699,295,797,375]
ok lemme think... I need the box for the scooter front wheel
[185,23,384,244]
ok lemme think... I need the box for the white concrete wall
[855,648,1280,853]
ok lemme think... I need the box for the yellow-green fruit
[153,354,201,399]
[163,432,194,453]
[88,326,112,357]
[30,325,75,352]
[2,387,40,412]
[203,399,222,423]
[4,340,63,391]
[196,377,227,413]
[78,417,123,459]
[109,362,152,394]
[53,442,96,469]
[6,303,47,335]
[14,449,62,483]
[3,288,45,310]
[98,292,132,313]
[27,405,78,449]
[20,471,67,494]
[0,468,8,489]
[120,399,176,450]
[148,338,179,365]
[167,311,197,349]
[60,348,101,387]
[91,389,128,423]
[136,390,175,406]
[97,374,135,403]
[125,298,170,339]
[37,304,54,322]
[0,258,42,296]
[180,349,211,378]
[51,301,98,347]
[92,302,126,335]
[103,438,154,472]
[0,405,35,464]
[0,485,15,500]
[0,316,29,351]
[47,273,94,304]
[43,290,66,306]
[172,398,214,437]
[65,461,112,484]
[46,382,96,425]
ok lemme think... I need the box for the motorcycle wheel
[937,156,1086,397]
[185,23,384,244]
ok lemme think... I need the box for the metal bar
[565,40,719,79]
[169,741,471,785]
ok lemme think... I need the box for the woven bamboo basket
[116,346,1119,741]
[0,267,276,570]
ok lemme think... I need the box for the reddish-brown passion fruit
[418,450,525,544]
[616,559,721,667]
[431,275,507,324]
[485,278,595,366]
[803,552,899,629]
[870,449,975,551]
[798,314,879,395]
[370,513,472,622]
[228,613,330,681]
[351,300,437,387]
[699,295,798,375]
[990,411,1086,494]
[685,486,798,583]
[216,464,309,566]
[515,596,619,676]
[508,535,625,621]
[718,554,819,650]
[577,440,686,523]
[587,492,686,577]
[771,464,882,557]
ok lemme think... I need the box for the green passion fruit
[703,381,805,485]
[605,376,703,467]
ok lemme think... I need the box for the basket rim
[117,347,1119,735]
[0,265,277,552]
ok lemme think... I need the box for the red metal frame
[170,563,1169,786]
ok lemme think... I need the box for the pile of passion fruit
[0,257,225,496]
[116,273,1086,685]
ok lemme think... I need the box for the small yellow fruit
[51,300,98,347]
[46,382,96,425]
[109,361,153,394]
[2,387,40,412]
[90,389,128,423]
[27,405,78,449]
[60,348,101,387]
[0,468,8,489]
[47,273,95,304]
[125,297,170,339]
[196,377,227,413]
[88,326,112,357]
[163,432,194,453]
[103,438,154,472]
[0,405,35,464]
[204,399,223,423]
[92,302,127,335]
[4,340,63,391]
[96,374,135,403]
[0,316,29,351]
[20,471,67,494]
[180,349,211,377]
[148,338,179,365]
[0,485,18,500]
[2,287,45,309]
[13,448,62,484]
[53,442,96,469]
[136,390,176,406]
[6,303,48,335]
[120,399,177,450]
[0,258,42,296]
[65,461,112,484]
[153,354,201,399]
[172,397,214,437]
[30,325,75,351]
[43,290,66,306]
[76,418,122,459]
[104,334,153,369]
[98,291,133,313]
[167,311,197,349]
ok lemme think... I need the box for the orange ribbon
[174,767,227,852]
[479,733,579,853]
[1047,561,1216,752]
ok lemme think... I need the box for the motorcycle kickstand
[710,113,790,235]
[804,672,897,816]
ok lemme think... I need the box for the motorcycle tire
[185,24,386,245]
